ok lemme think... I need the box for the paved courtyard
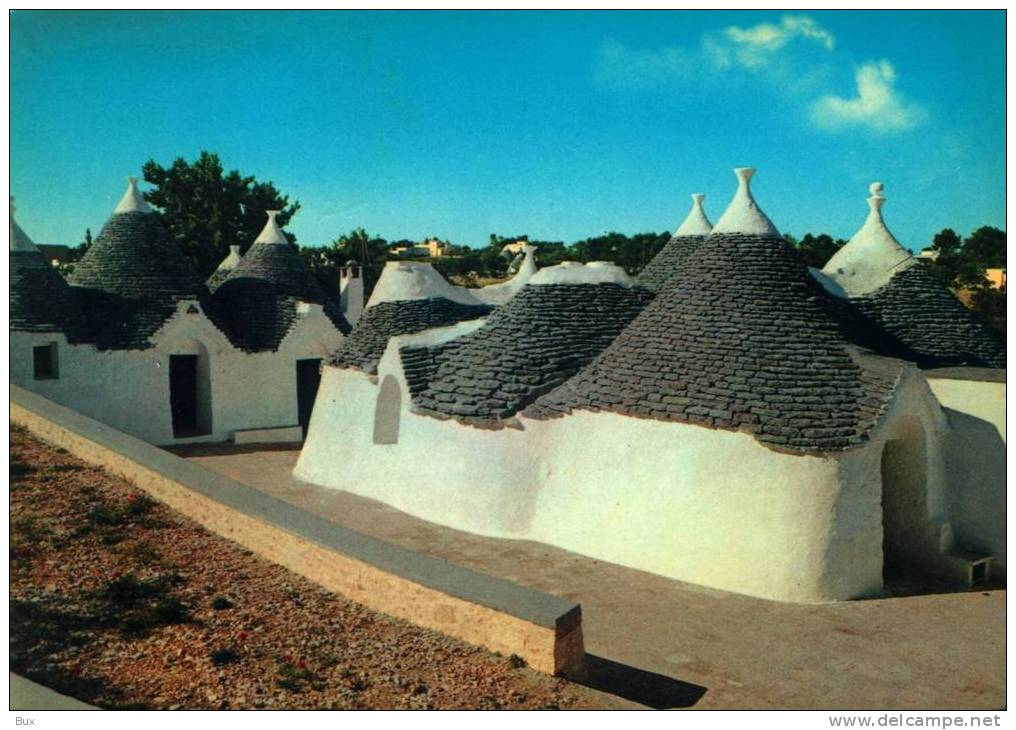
[172,443,1005,710]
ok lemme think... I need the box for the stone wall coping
[10,384,581,632]
[923,367,1006,384]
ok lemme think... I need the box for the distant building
[985,268,1006,289]
[915,247,939,262]
[391,238,450,258]
[10,179,360,446]
[500,239,530,257]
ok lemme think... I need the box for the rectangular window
[33,343,58,380]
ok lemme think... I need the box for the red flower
[237,632,248,641]
[127,494,138,503]
[283,655,294,663]
[297,660,306,669]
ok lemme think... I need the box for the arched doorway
[168,339,212,438]
[373,375,401,445]
[880,416,930,582]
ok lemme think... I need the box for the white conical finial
[710,167,781,236]
[10,196,39,253]
[821,182,915,297]
[113,176,153,214]
[517,243,539,277]
[254,210,289,245]
[220,244,243,268]
[674,193,713,236]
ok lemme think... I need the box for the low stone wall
[10,385,584,677]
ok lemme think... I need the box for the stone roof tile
[525,233,902,453]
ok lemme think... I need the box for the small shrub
[88,503,125,527]
[105,574,154,606]
[210,648,241,666]
[10,462,36,479]
[508,654,527,669]
[276,656,319,693]
[126,493,156,516]
[153,597,190,625]
[347,675,370,692]
[104,572,183,607]
[211,596,234,610]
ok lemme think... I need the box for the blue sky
[10,10,1005,250]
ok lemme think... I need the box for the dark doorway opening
[880,419,929,585]
[296,358,323,437]
[170,355,200,437]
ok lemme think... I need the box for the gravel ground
[9,424,621,710]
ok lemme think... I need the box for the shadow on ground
[578,654,707,709]
[164,442,303,457]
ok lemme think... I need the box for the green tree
[794,233,845,268]
[926,228,965,287]
[567,231,671,274]
[304,228,390,299]
[56,228,91,277]
[926,226,1006,290]
[965,226,1006,267]
[142,151,300,277]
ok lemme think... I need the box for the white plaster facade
[293,330,987,603]
[10,298,343,445]
[925,375,1007,578]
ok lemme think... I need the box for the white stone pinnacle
[254,210,289,245]
[113,176,154,214]
[674,193,713,236]
[711,167,781,237]
[213,244,243,274]
[821,182,915,297]
[10,196,39,252]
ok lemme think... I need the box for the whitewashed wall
[10,300,343,445]
[926,375,1007,577]
[295,340,961,602]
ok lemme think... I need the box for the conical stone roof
[207,244,243,292]
[213,211,350,351]
[406,262,654,426]
[66,177,210,350]
[69,178,204,301]
[820,184,1005,369]
[637,193,713,293]
[823,183,915,298]
[525,168,900,453]
[10,198,78,333]
[327,261,495,373]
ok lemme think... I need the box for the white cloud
[592,17,928,135]
[810,60,927,134]
[705,15,835,70]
